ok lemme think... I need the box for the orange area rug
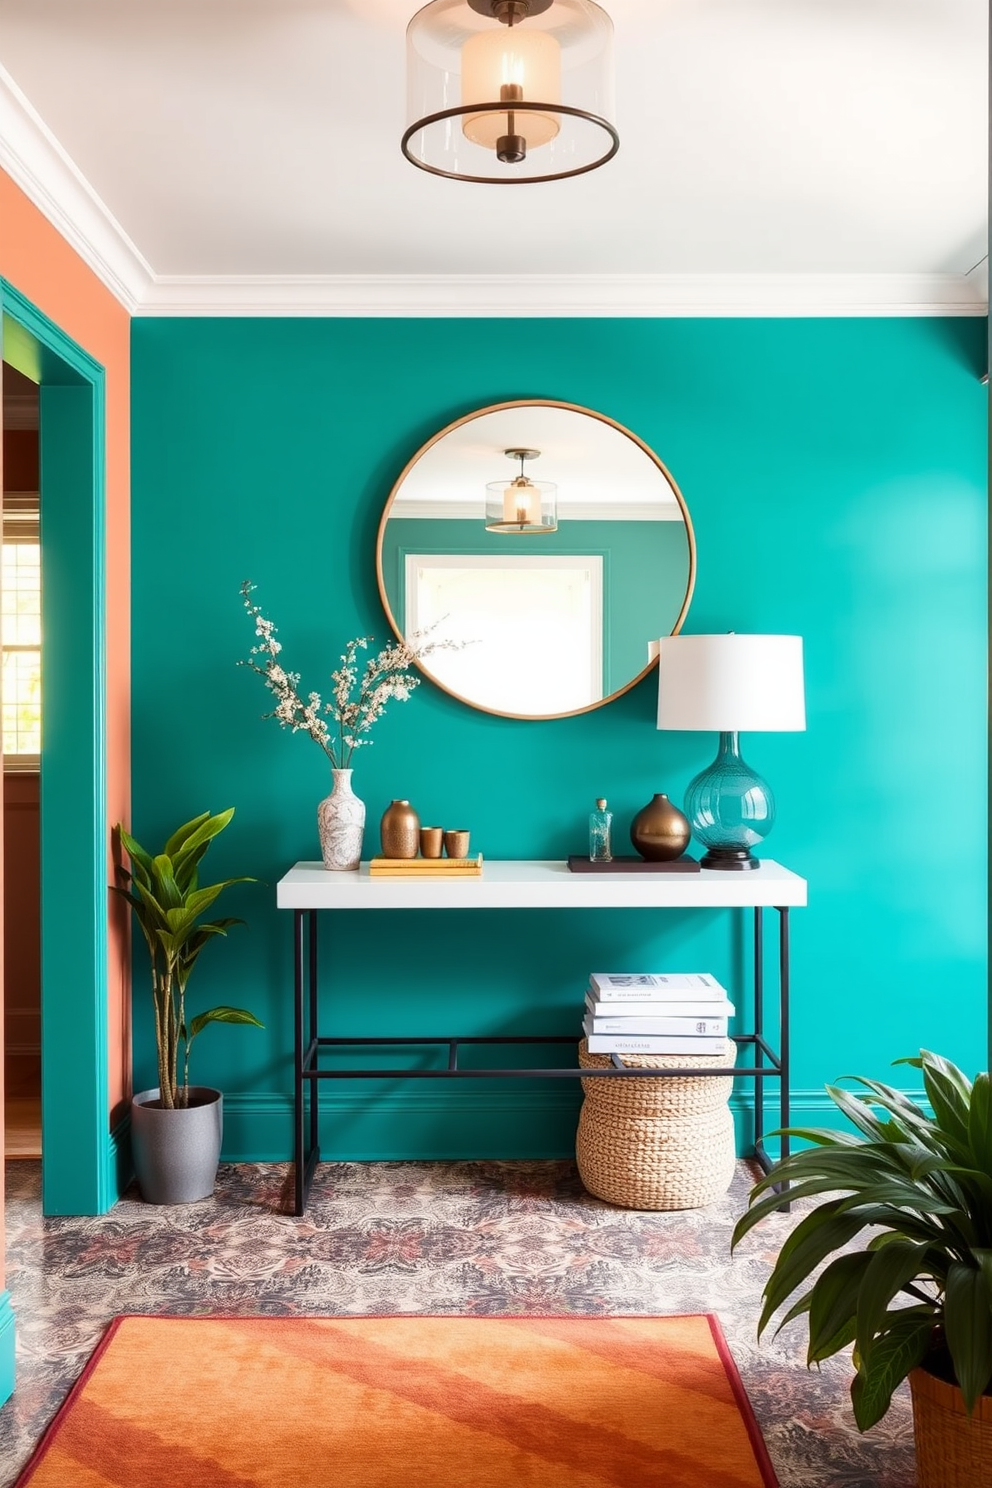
[17,1314,778,1487]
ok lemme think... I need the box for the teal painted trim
[222,1088,583,1162]
[105,1112,133,1205]
[0,1292,15,1406]
[221,1083,931,1163]
[1,279,110,1216]
[1,282,102,385]
[729,1086,930,1159]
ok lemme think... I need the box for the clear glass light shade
[683,732,775,870]
[485,477,558,532]
[404,0,617,183]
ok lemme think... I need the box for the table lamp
[657,634,805,870]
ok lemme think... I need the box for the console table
[276,859,807,1215]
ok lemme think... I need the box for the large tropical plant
[113,808,263,1109]
[732,1050,992,1429]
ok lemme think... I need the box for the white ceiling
[395,404,682,516]
[0,0,986,310]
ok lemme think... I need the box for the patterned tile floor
[2,1158,916,1487]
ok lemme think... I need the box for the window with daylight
[405,552,604,716]
[2,494,41,762]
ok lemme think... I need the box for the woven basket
[578,1040,735,1117]
[910,1368,992,1488]
[575,1038,736,1211]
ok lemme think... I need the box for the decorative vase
[130,1086,223,1204]
[380,799,420,858]
[910,1365,992,1488]
[318,768,366,871]
[683,731,774,871]
[630,793,691,861]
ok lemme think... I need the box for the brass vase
[380,799,420,858]
[630,793,691,861]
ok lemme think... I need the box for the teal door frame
[1,280,113,1221]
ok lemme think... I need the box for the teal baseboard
[730,1085,929,1163]
[0,1292,15,1406]
[222,1087,584,1161]
[109,1112,133,1201]
[222,1084,929,1164]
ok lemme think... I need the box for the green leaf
[117,825,155,883]
[184,879,255,919]
[920,1054,973,1151]
[169,808,236,876]
[186,1005,264,1042]
[162,812,211,858]
[826,1084,905,1143]
[172,841,210,894]
[151,854,183,910]
[968,1073,992,1177]
[855,1239,935,1365]
[807,1252,872,1363]
[758,1202,876,1336]
[944,1262,992,1411]
[851,1312,935,1430]
[733,1178,882,1246]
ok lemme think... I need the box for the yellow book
[369,853,483,877]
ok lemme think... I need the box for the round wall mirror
[376,400,696,720]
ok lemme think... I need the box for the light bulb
[502,478,541,526]
[462,26,561,154]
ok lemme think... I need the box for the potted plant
[732,1050,992,1488]
[113,807,263,1203]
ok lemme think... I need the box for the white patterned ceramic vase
[317,768,365,871]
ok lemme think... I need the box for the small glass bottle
[588,798,613,863]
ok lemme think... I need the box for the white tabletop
[276,859,807,911]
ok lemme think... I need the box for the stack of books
[582,972,734,1055]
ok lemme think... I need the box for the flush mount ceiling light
[485,448,558,532]
[403,0,618,184]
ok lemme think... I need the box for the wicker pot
[910,1367,992,1488]
[576,1039,736,1210]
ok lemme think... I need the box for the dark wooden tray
[567,855,700,874]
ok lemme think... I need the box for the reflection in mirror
[376,401,695,720]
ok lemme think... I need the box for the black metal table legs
[291,905,791,1217]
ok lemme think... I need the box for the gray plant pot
[130,1086,223,1204]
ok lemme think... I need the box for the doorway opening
[1,280,112,1216]
[2,362,41,1160]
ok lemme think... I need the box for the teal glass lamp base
[684,732,775,871]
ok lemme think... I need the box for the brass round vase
[380,799,420,858]
[630,793,691,861]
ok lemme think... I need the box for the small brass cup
[444,829,471,860]
[420,826,444,859]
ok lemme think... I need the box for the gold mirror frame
[375,399,697,722]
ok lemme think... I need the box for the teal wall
[381,516,690,697]
[130,317,988,1159]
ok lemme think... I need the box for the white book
[583,1025,731,1056]
[585,993,735,1020]
[586,1012,729,1037]
[588,972,729,1002]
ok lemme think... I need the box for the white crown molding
[0,63,152,313]
[1,63,986,321]
[138,270,989,318]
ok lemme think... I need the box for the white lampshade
[657,634,806,732]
